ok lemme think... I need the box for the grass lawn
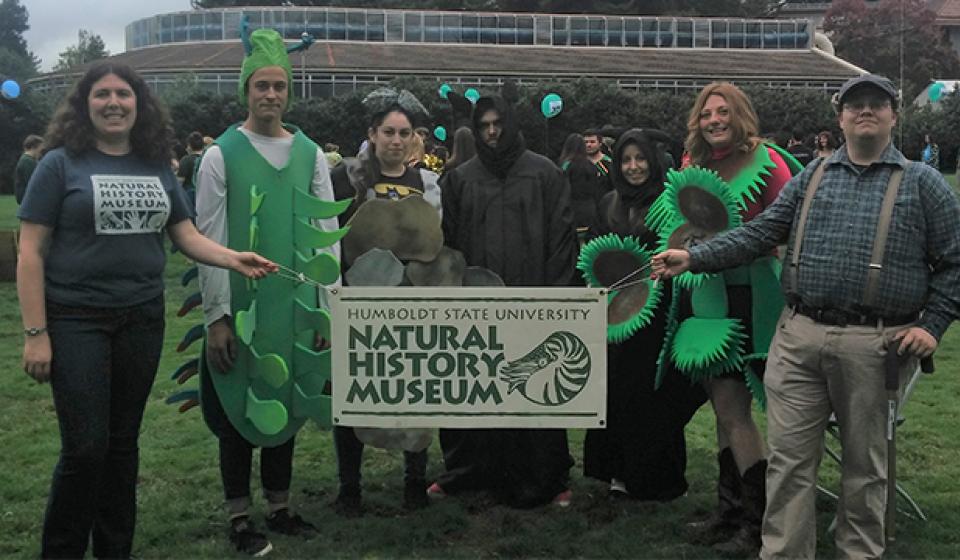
[1,191,959,558]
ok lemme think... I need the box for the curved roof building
[30,6,865,97]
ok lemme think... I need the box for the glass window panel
[173,14,187,42]
[535,15,550,45]
[552,17,568,45]
[367,13,384,42]
[328,11,346,40]
[443,14,461,43]
[242,10,262,29]
[517,15,534,45]
[570,17,587,46]
[187,13,201,41]
[710,21,727,48]
[499,15,516,45]
[404,13,422,42]
[763,22,778,48]
[204,11,224,41]
[588,18,604,46]
[462,15,479,43]
[348,12,366,40]
[676,20,692,47]
[424,14,442,42]
[223,11,240,43]
[480,16,497,44]
[386,13,402,42]
[607,17,623,47]
[798,21,810,48]
[625,18,640,47]
[267,10,284,31]
[728,20,744,48]
[640,19,656,47]
[658,19,674,47]
[694,20,709,47]
[746,22,761,47]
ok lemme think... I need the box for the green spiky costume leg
[199,124,349,446]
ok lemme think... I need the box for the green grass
[2,191,960,558]
[0,195,19,231]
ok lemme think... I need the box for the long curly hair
[684,82,762,167]
[44,62,174,163]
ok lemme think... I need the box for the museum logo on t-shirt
[91,175,171,235]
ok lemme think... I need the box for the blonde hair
[685,82,762,167]
[406,131,425,167]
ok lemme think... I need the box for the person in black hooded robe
[582,129,708,501]
[432,95,578,508]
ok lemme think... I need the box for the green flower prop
[578,233,663,343]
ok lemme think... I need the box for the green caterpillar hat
[577,233,663,343]
[238,28,294,109]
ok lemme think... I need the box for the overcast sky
[22,0,193,71]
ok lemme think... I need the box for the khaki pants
[761,309,916,560]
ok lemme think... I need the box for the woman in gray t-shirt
[17,62,275,558]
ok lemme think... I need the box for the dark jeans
[333,426,427,490]
[219,427,296,501]
[41,296,165,559]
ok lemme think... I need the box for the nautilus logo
[499,331,591,406]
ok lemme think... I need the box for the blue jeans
[41,296,164,559]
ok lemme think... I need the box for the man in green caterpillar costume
[196,28,348,556]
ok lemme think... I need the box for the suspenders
[787,159,907,309]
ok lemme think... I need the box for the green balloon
[433,126,447,142]
[929,82,945,102]
[541,93,563,118]
[464,88,480,103]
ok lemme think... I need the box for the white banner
[330,287,607,429]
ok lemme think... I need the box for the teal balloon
[464,88,480,104]
[433,126,447,142]
[929,82,945,102]
[1,79,21,100]
[438,83,452,99]
[541,93,563,118]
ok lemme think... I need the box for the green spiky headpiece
[238,29,294,110]
[578,233,663,343]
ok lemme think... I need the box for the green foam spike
[250,185,265,216]
[293,342,331,378]
[744,367,767,411]
[727,143,781,210]
[296,250,341,285]
[292,382,331,423]
[654,287,682,390]
[691,274,729,319]
[294,300,331,339]
[576,233,625,287]
[245,388,288,436]
[294,189,354,219]
[671,317,747,379]
[249,346,289,389]
[249,218,260,252]
[294,219,350,249]
[235,300,257,346]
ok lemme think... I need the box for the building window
[535,15,551,45]
[173,14,187,42]
[480,16,497,44]
[443,14,461,43]
[328,11,346,40]
[386,12,402,42]
[746,22,761,47]
[347,12,366,41]
[553,17,568,45]
[658,19,674,47]
[607,17,623,47]
[625,18,640,47]
[711,20,728,48]
[424,14,442,42]
[462,14,479,43]
[763,22,778,48]
[499,15,517,45]
[517,15,534,45]
[694,20,709,48]
[676,20,692,47]
[729,20,744,48]
[404,12,421,42]
[367,12,385,42]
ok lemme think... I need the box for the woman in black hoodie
[582,129,707,501]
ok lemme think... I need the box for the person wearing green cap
[195,28,340,556]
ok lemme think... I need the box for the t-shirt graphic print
[92,174,171,234]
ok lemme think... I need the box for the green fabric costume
[645,144,802,407]
[198,124,350,447]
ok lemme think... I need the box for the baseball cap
[835,74,898,108]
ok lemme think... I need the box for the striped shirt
[689,143,960,340]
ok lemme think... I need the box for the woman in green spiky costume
[647,83,800,556]
[578,129,707,501]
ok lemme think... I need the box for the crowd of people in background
[12,45,960,560]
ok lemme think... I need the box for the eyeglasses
[843,99,892,112]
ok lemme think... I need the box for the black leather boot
[714,459,766,557]
[688,447,743,545]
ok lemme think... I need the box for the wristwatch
[24,327,47,337]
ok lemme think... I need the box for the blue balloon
[1,79,21,100]
[464,88,480,104]
[433,126,447,142]
[540,93,563,118]
[438,83,452,99]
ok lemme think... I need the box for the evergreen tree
[53,30,110,71]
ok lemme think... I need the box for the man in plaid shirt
[652,74,960,559]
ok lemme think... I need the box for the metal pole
[301,32,309,99]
